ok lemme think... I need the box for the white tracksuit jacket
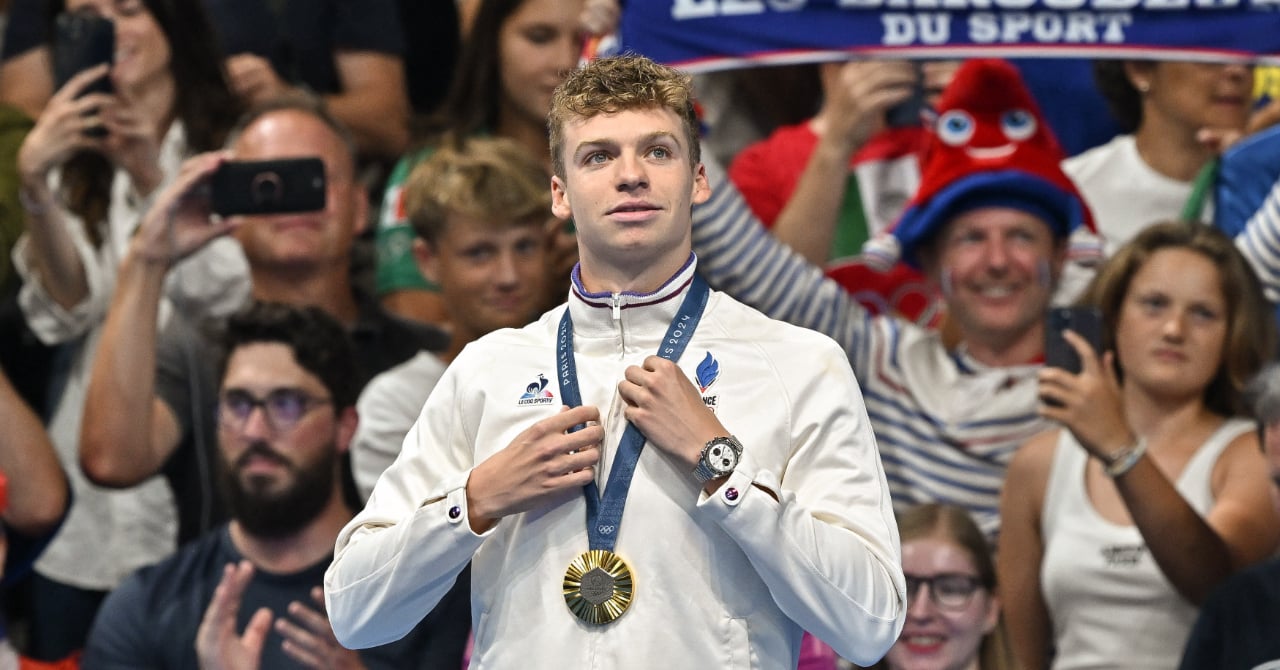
[325,258,906,669]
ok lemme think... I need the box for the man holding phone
[78,96,467,666]
[691,59,1095,539]
[79,97,448,546]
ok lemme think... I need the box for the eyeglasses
[217,388,332,433]
[904,573,985,611]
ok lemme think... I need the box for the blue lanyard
[555,272,710,552]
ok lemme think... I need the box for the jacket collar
[565,253,700,351]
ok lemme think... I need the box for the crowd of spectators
[0,0,1278,667]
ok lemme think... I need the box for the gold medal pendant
[563,549,634,624]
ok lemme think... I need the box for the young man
[83,304,467,669]
[325,55,905,668]
[352,136,556,498]
[78,98,447,545]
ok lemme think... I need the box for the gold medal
[563,549,634,624]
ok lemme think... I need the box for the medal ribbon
[556,272,709,552]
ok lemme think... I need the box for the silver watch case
[693,436,743,484]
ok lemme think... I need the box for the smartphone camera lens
[250,172,283,206]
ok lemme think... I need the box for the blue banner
[613,0,1280,72]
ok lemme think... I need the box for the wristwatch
[693,436,743,484]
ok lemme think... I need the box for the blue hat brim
[895,171,1085,269]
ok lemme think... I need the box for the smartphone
[884,63,925,128]
[52,12,114,96]
[1044,306,1104,374]
[210,158,326,217]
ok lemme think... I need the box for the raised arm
[80,152,237,487]
[14,65,115,314]
[767,60,917,265]
[0,366,67,536]
[692,156,878,367]
[1039,333,1280,605]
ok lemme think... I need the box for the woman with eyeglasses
[999,223,1280,670]
[865,503,1014,670]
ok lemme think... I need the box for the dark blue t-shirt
[82,525,470,669]
[1179,558,1280,670]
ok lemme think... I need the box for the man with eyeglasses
[82,302,462,669]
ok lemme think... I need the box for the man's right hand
[131,151,238,268]
[465,405,603,533]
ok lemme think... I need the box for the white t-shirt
[1063,134,1210,255]
[351,350,448,501]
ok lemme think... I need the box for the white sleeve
[350,361,435,501]
[12,212,113,345]
[325,362,487,649]
[695,337,906,665]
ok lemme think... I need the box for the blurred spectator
[11,0,245,660]
[1062,61,1252,263]
[1000,223,1280,669]
[352,137,554,499]
[728,58,955,327]
[83,303,467,668]
[692,60,1093,538]
[0,0,411,159]
[1178,363,1280,670]
[862,504,1015,670]
[78,97,447,547]
[375,0,586,328]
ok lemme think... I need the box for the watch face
[706,440,739,475]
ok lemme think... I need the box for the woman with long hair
[10,0,243,660]
[1000,222,1280,669]
[868,504,1015,670]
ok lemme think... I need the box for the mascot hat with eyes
[863,59,1094,270]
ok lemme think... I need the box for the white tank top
[1039,418,1253,670]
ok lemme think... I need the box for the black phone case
[52,13,114,95]
[884,63,926,128]
[211,158,327,217]
[1045,306,1103,374]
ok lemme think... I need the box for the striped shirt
[693,157,1280,539]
